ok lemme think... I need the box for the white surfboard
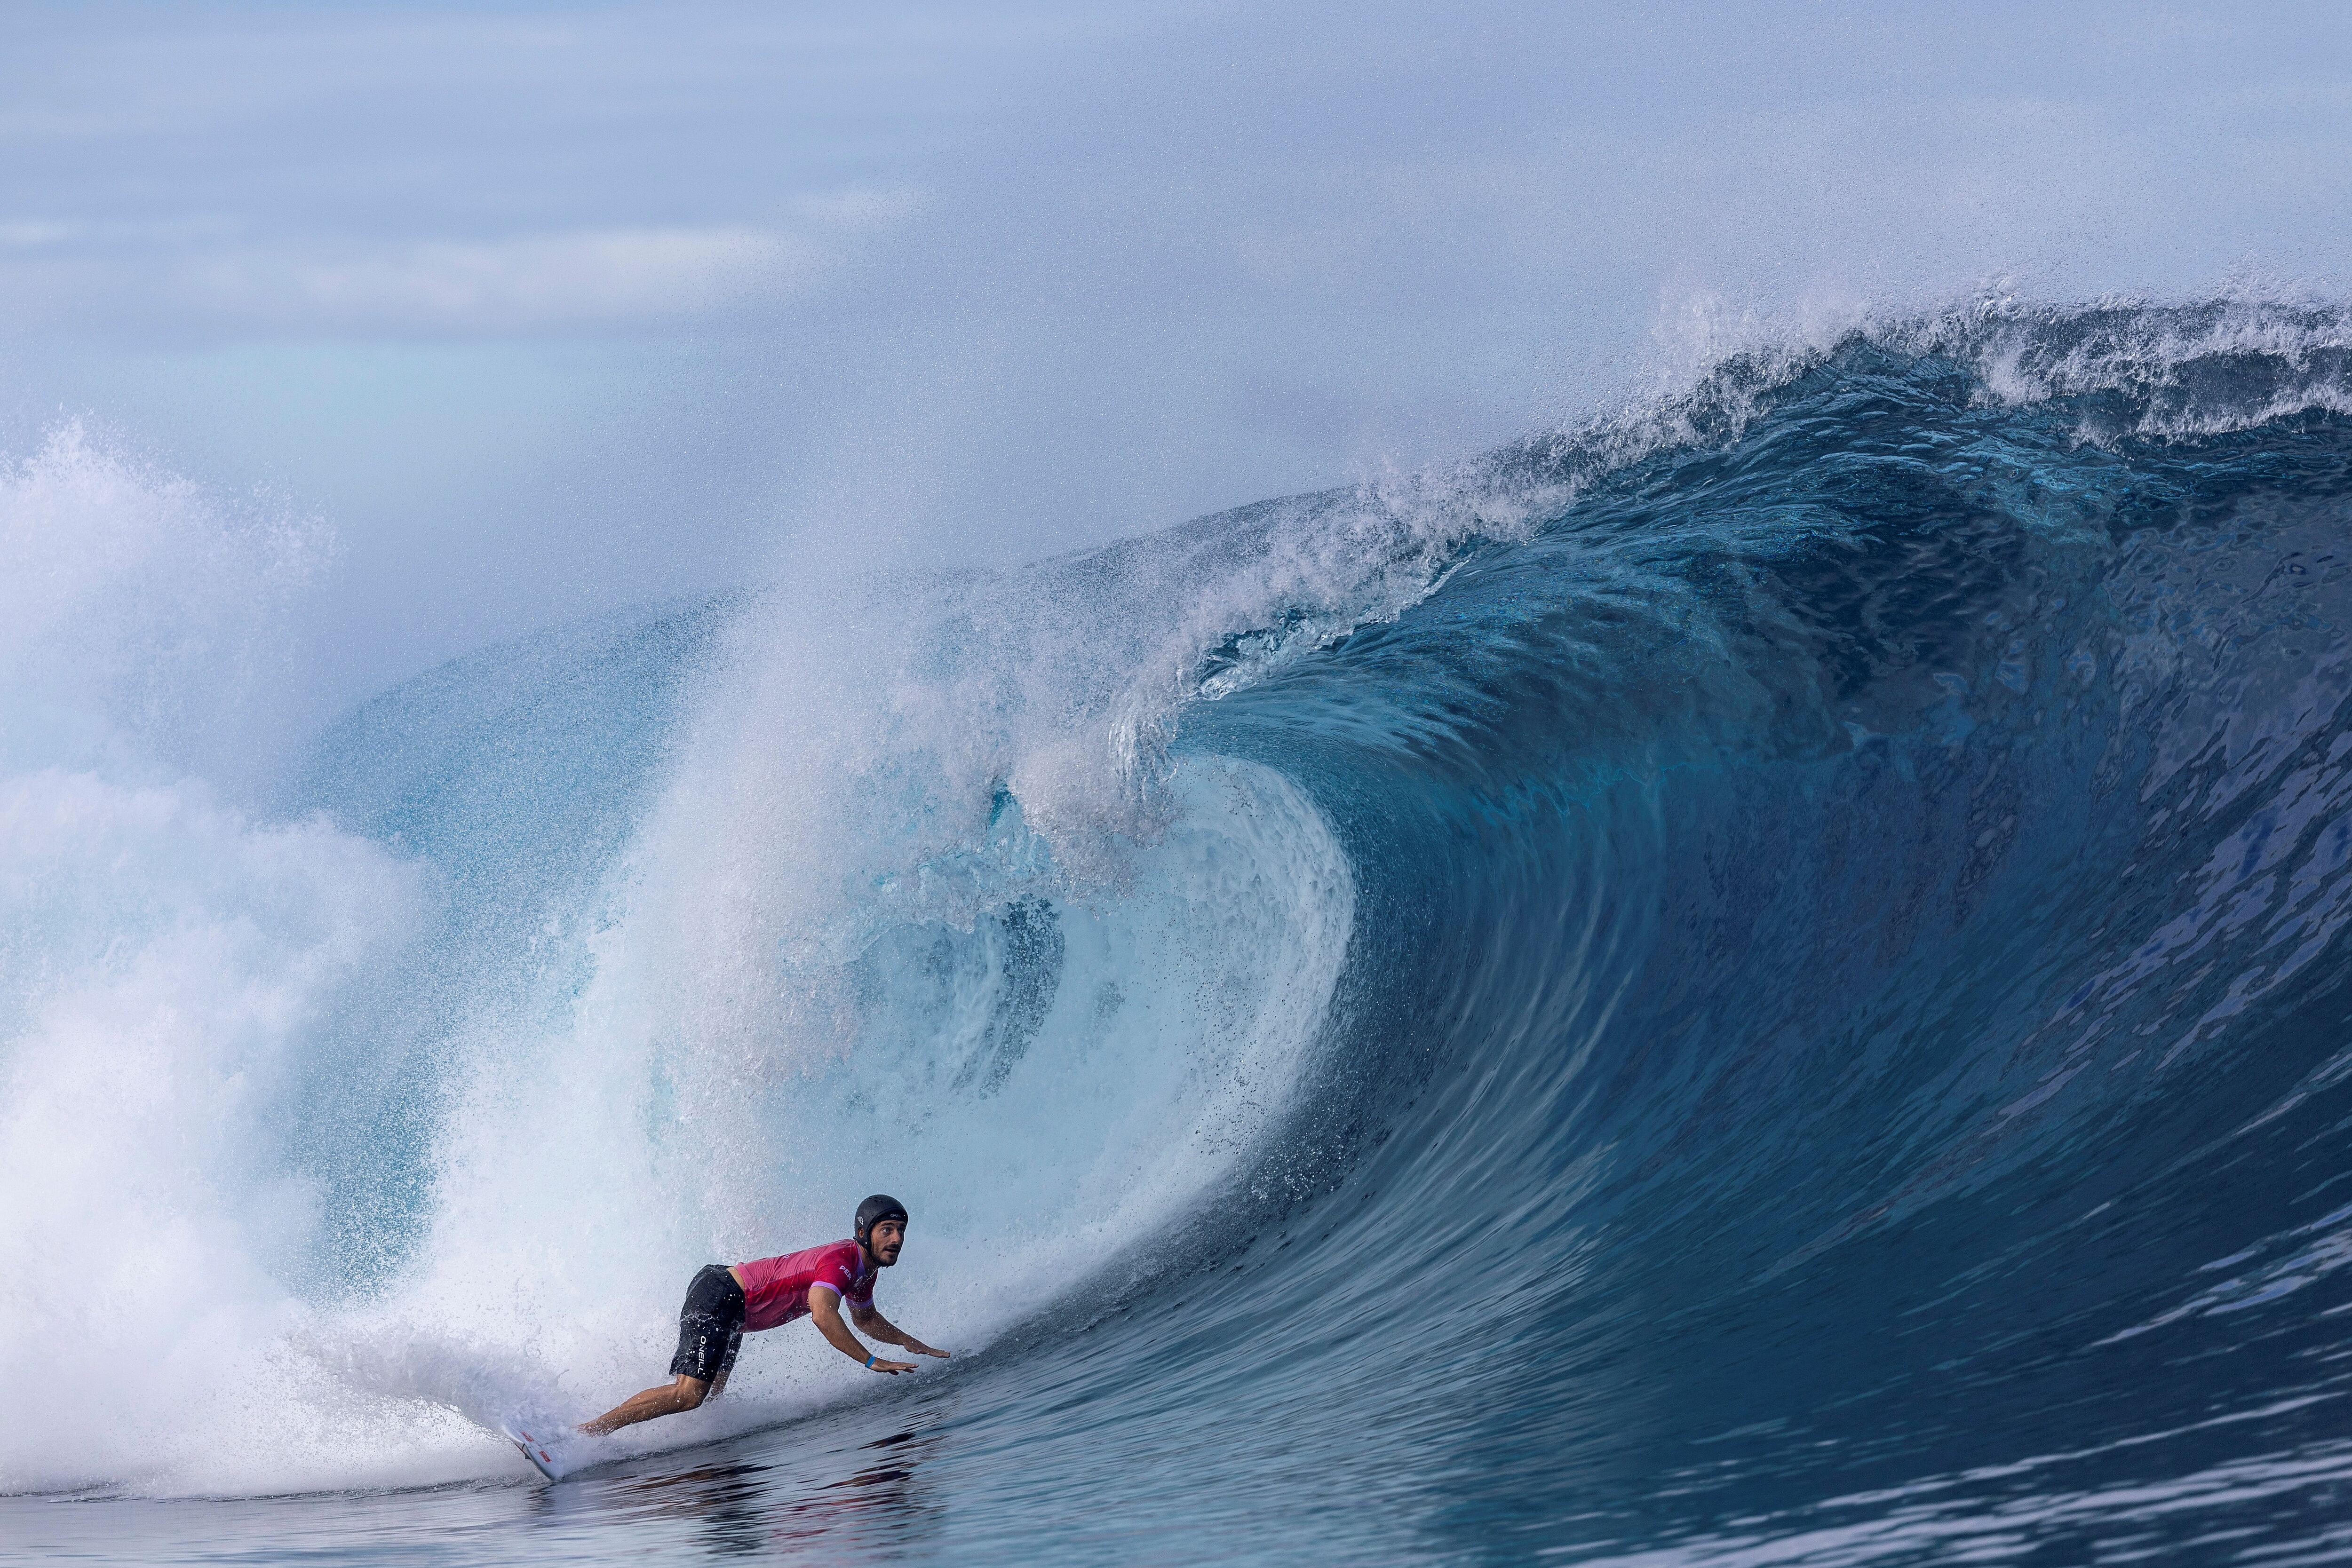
[500,1418,575,1482]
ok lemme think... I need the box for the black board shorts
[669,1264,747,1384]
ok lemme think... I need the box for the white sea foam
[0,422,1370,1495]
[0,424,329,790]
[0,432,429,1494]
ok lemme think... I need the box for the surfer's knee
[673,1375,712,1410]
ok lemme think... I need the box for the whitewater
[10,298,2352,1565]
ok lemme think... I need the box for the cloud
[0,220,79,249]
[0,193,919,338]
[183,225,829,333]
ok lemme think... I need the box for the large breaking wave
[10,298,2352,1564]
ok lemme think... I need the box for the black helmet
[855,1194,909,1244]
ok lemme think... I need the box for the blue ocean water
[10,302,2352,1564]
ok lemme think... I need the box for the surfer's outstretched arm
[809,1285,921,1373]
[850,1300,949,1360]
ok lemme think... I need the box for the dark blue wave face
[31,308,2352,1566]
[1128,328,2352,1562]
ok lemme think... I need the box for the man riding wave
[579,1193,949,1439]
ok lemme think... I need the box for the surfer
[579,1194,949,1437]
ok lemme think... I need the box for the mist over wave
[10,297,2352,1565]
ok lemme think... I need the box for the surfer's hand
[871,1357,920,1373]
[909,1341,950,1359]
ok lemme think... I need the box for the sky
[5,0,2350,704]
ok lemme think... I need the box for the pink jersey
[730,1238,876,1332]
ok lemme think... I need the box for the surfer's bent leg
[581,1265,745,1437]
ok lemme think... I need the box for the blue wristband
[864,1353,875,1370]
